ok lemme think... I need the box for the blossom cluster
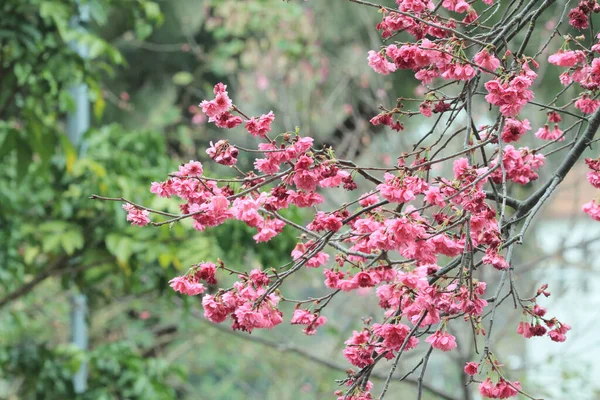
[583,156,600,220]
[103,0,600,397]
[119,77,580,398]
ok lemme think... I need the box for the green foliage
[0,0,162,177]
[0,340,183,400]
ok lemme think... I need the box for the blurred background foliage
[1,0,597,399]
[0,0,383,398]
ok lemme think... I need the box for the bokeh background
[1,0,600,399]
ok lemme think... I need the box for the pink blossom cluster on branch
[93,0,600,398]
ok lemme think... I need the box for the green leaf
[15,137,32,180]
[94,93,106,120]
[58,134,77,173]
[143,2,162,20]
[172,71,194,86]
[28,122,54,165]
[134,21,153,40]
[105,234,134,265]
[0,130,17,160]
[158,252,171,268]
[42,234,62,253]
[60,228,84,255]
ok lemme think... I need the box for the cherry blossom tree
[93,0,600,398]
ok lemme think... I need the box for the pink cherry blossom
[245,111,275,137]
[367,50,397,75]
[464,362,479,375]
[425,331,457,351]
[582,200,600,221]
[169,276,206,296]
[122,204,150,226]
[206,140,238,165]
[474,49,501,72]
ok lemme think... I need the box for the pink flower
[425,331,457,351]
[582,200,600,221]
[516,321,534,338]
[479,378,521,398]
[248,269,270,287]
[307,211,343,232]
[199,84,232,119]
[353,271,375,288]
[548,112,562,122]
[484,73,535,117]
[559,71,572,86]
[320,170,350,188]
[370,112,404,131]
[232,196,264,228]
[359,192,381,207]
[253,218,285,243]
[291,241,330,268]
[443,0,470,12]
[419,101,433,117]
[206,140,238,165]
[178,160,204,177]
[122,204,150,226]
[479,379,494,397]
[290,309,312,325]
[396,0,434,12]
[343,330,374,368]
[292,155,319,192]
[474,49,501,72]
[169,276,206,296]
[482,248,509,270]
[534,124,564,141]
[490,145,545,185]
[210,111,243,129]
[501,118,530,143]
[196,262,217,285]
[464,361,479,376]
[373,323,418,352]
[424,186,446,207]
[532,304,547,317]
[337,278,360,292]
[324,269,345,288]
[291,309,327,335]
[569,7,589,30]
[245,111,275,137]
[548,50,585,67]
[586,157,600,188]
[255,158,280,174]
[150,179,176,198]
[202,296,230,323]
[440,63,476,81]
[549,323,571,342]
[367,50,397,75]
[287,190,324,208]
[377,173,428,203]
[575,96,600,114]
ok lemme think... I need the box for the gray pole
[71,294,88,393]
[68,1,90,394]
[66,0,90,153]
